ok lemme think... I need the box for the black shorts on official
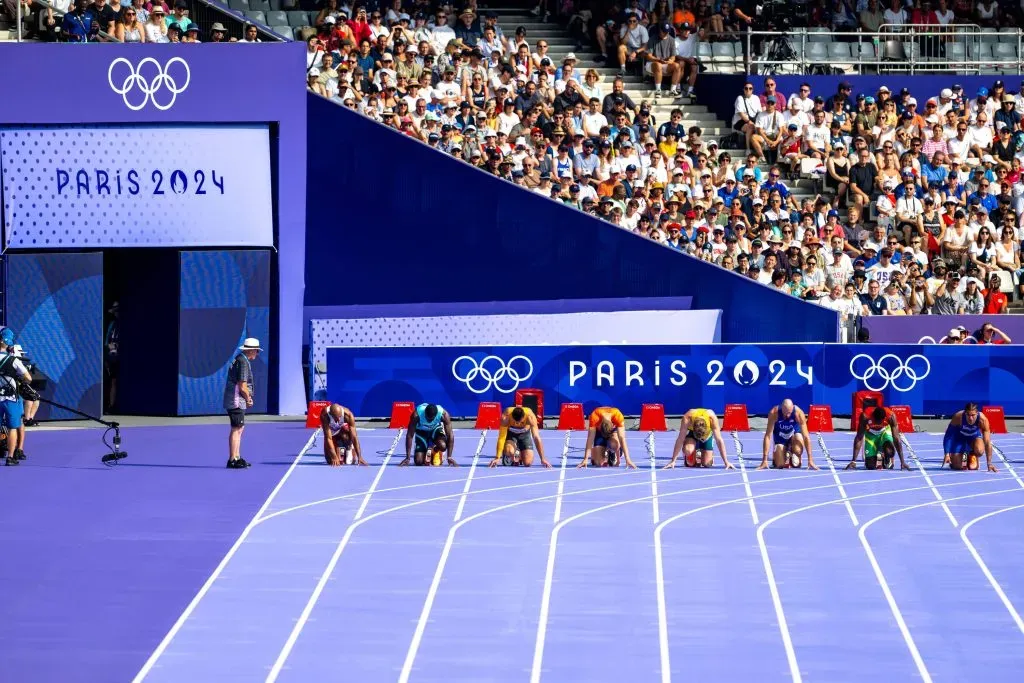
[228,408,246,428]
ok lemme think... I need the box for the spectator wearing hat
[225,338,261,469]
[209,22,230,42]
[163,0,189,31]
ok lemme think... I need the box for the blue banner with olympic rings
[326,344,1024,418]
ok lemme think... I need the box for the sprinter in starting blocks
[400,403,456,466]
[578,406,637,469]
[320,403,366,466]
[942,403,996,472]
[490,406,551,468]
[846,406,909,470]
[760,399,818,470]
[664,408,734,469]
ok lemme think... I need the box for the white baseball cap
[240,338,262,352]
[10,344,24,358]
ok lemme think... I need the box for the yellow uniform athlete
[490,406,551,468]
[578,406,637,469]
[664,408,734,469]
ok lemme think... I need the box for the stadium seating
[12,0,1019,324]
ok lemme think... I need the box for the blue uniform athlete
[400,403,456,467]
[760,399,818,470]
[942,403,995,472]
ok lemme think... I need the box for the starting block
[639,403,668,431]
[807,405,834,432]
[475,402,502,429]
[515,388,545,428]
[389,401,415,429]
[722,404,749,431]
[305,400,331,428]
[557,403,585,430]
[983,406,1008,434]
[890,405,915,433]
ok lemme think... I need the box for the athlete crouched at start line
[942,402,996,472]
[490,406,551,468]
[578,406,637,469]
[847,406,909,470]
[320,403,366,466]
[664,408,734,469]
[760,399,818,470]
[400,403,456,467]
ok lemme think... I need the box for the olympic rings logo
[108,57,191,112]
[451,355,534,394]
[849,353,931,392]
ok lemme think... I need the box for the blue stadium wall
[5,253,103,420]
[304,94,838,343]
[178,250,271,415]
[702,75,1007,133]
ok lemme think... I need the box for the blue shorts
[943,433,978,456]
[0,399,24,429]
[774,435,795,450]
[686,430,714,451]
[414,425,445,452]
[594,433,614,449]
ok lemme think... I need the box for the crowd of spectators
[722,77,1024,320]
[2,0,262,41]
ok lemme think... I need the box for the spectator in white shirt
[788,83,815,114]
[732,82,762,152]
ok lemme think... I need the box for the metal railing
[745,24,1024,75]
[12,0,284,43]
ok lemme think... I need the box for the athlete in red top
[578,406,636,469]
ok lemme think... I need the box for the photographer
[10,345,39,427]
[0,329,32,466]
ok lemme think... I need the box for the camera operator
[10,345,39,427]
[0,329,32,466]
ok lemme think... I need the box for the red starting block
[890,405,915,433]
[722,404,750,431]
[389,401,415,429]
[983,406,1008,434]
[475,402,502,429]
[639,403,668,431]
[557,403,586,430]
[305,400,331,428]
[515,388,545,428]
[851,390,884,431]
[808,405,834,432]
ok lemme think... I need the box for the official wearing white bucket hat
[224,337,262,468]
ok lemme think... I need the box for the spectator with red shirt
[975,322,1011,343]
[983,274,1009,313]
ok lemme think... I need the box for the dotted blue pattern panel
[5,253,103,420]
[1,125,273,249]
[308,310,721,398]
[178,251,270,415]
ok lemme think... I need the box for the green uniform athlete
[846,406,909,470]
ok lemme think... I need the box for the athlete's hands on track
[398,457,411,467]
[326,451,341,467]
[576,459,588,469]
[845,461,857,470]
[447,457,458,467]
[487,458,501,468]
[807,461,820,471]
[540,458,552,468]
[757,461,769,470]
[723,462,735,470]
[989,463,999,472]
[661,460,676,470]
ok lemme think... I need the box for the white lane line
[817,433,858,526]
[961,503,1024,635]
[992,441,1024,489]
[649,432,661,524]
[132,429,319,683]
[733,431,758,524]
[257,458,556,526]
[753,477,1017,683]
[553,431,572,524]
[267,466,647,682]
[902,434,958,527]
[857,487,1024,683]
[535,469,860,683]
[353,429,402,520]
[452,430,487,522]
